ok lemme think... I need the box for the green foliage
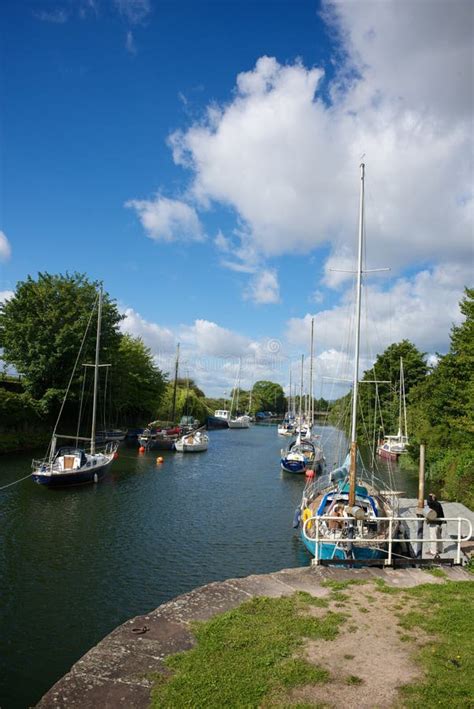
[111,334,166,425]
[427,449,474,509]
[0,273,167,434]
[0,273,123,399]
[358,340,428,443]
[252,380,286,413]
[151,593,344,708]
[155,382,211,423]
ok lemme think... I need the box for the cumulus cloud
[126,195,205,242]
[180,319,251,358]
[166,2,472,277]
[121,308,176,354]
[0,231,11,262]
[286,262,471,359]
[0,290,14,303]
[245,269,280,304]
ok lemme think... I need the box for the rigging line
[0,472,34,491]
[76,365,87,447]
[49,292,99,456]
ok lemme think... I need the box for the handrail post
[315,517,320,566]
[456,518,461,565]
[387,517,393,566]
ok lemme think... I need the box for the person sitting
[327,504,344,531]
[426,492,445,556]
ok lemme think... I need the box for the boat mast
[348,163,365,507]
[171,343,180,424]
[309,317,314,426]
[90,286,103,455]
[400,357,408,441]
[299,354,304,423]
[288,362,292,418]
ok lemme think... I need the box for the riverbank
[37,565,473,708]
[0,430,49,455]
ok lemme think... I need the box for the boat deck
[398,498,474,560]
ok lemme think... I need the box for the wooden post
[415,443,425,557]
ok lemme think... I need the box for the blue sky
[1,0,472,396]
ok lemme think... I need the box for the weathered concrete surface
[36,565,473,708]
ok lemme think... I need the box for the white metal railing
[302,515,473,566]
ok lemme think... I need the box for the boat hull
[280,458,306,474]
[32,460,113,488]
[300,533,387,561]
[377,446,400,461]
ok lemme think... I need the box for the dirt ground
[287,583,433,708]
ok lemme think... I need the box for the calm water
[0,424,417,708]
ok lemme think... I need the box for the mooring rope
[0,472,32,491]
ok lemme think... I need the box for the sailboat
[138,344,182,450]
[228,358,250,428]
[377,358,409,460]
[297,163,398,562]
[31,288,118,487]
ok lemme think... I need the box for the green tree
[111,334,166,425]
[0,273,123,401]
[408,288,474,481]
[358,340,427,443]
[252,381,286,413]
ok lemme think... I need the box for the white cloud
[121,308,176,354]
[126,195,205,242]
[114,0,151,24]
[0,231,11,262]
[125,30,136,54]
[180,319,251,358]
[165,3,471,278]
[0,290,14,303]
[286,262,471,360]
[245,269,280,304]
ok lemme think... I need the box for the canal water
[0,424,418,708]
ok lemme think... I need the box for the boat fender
[292,507,301,529]
[302,507,313,530]
[93,473,98,484]
[156,456,164,464]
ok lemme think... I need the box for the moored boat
[174,430,209,452]
[296,163,399,563]
[31,287,118,487]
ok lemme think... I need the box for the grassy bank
[150,577,473,708]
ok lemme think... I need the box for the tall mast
[309,317,314,425]
[401,357,408,440]
[348,163,365,507]
[288,361,292,417]
[299,355,304,422]
[90,286,103,455]
[171,343,180,423]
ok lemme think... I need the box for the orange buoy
[139,446,145,453]
[156,456,164,464]
[305,469,315,479]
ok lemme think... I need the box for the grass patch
[321,579,367,591]
[373,578,399,594]
[359,607,369,614]
[345,674,363,685]
[150,594,345,708]
[343,653,355,660]
[424,567,447,579]
[329,591,349,602]
[400,581,474,708]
